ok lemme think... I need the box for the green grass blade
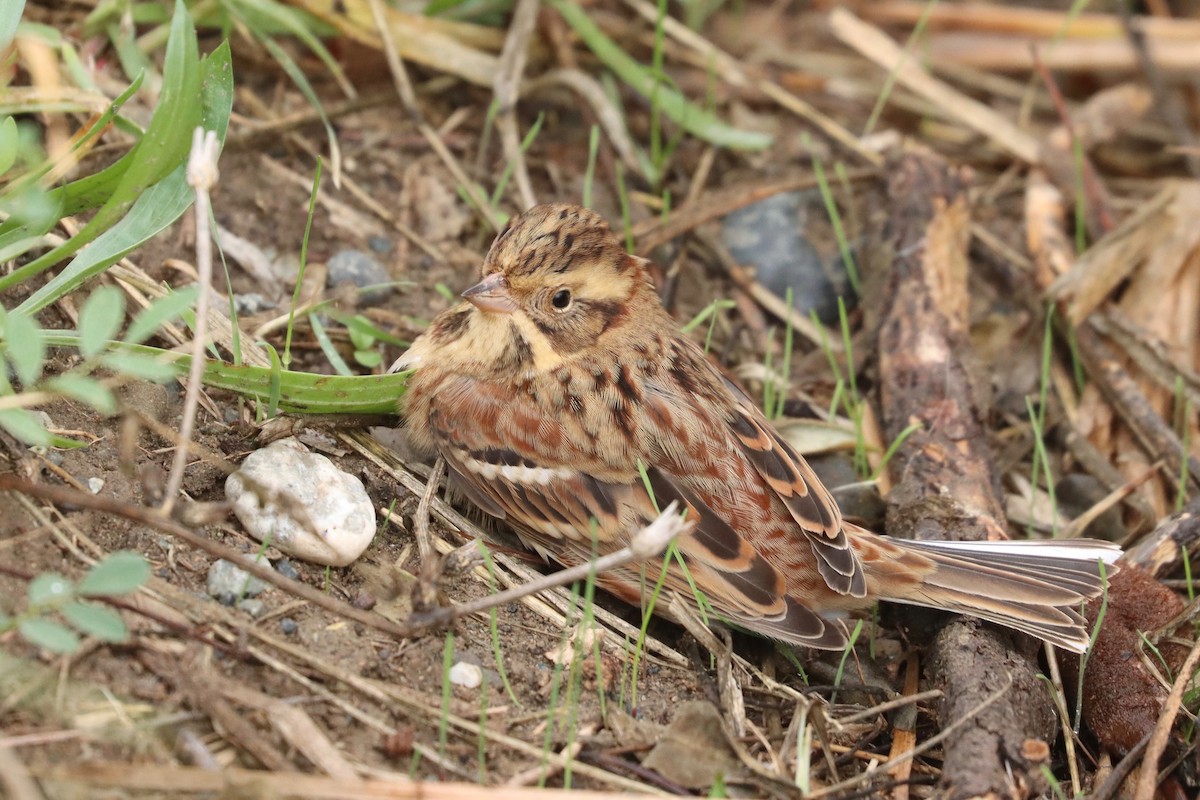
[548,0,771,151]
[16,41,233,315]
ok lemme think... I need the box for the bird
[392,203,1119,653]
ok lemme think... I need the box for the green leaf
[4,76,143,223]
[354,349,382,369]
[78,551,151,596]
[107,20,154,84]
[15,41,233,315]
[348,325,376,351]
[0,1,25,50]
[19,618,81,653]
[205,358,411,415]
[0,408,51,447]
[0,308,45,386]
[548,0,771,151]
[0,233,51,264]
[39,332,412,415]
[28,572,74,605]
[4,1,212,305]
[77,286,126,358]
[0,116,18,175]
[99,351,180,382]
[326,309,407,347]
[45,374,118,414]
[257,34,341,180]
[61,601,128,642]
[125,285,199,344]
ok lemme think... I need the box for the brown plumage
[394,203,1119,652]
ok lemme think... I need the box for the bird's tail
[870,535,1121,653]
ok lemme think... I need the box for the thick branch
[873,148,1056,798]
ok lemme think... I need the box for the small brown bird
[394,203,1118,652]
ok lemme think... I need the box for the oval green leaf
[77,285,126,358]
[19,618,81,653]
[0,408,52,447]
[28,572,74,605]
[61,601,128,642]
[125,285,199,345]
[78,551,151,596]
[45,374,118,415]
[2,308,45,387]
[99,351,181,382]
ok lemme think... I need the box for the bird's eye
[551,289,572,310]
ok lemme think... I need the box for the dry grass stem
[160,128,220,516]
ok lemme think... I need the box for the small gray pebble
[238,598,266,617]
[327,249,392,302]
[280,618,299,635]
[275,558,301,580]
[206,558,269,600]
[233,293,271,315]
[368,236,392,254]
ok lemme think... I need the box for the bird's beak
[462,272,517,314]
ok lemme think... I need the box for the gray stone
[327,249,392,302]
[721,191,854,324]
[207,558,268,600]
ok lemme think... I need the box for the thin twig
[411,455,445,614]
[1133,637,1200,800]
[408,502,691,630]
[1044,643,1082,796]
[0,745,45,800]
[807,676,1015,799]
[835,689,942,727]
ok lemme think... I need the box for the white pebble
[449,662,482,689]
[225,438,376,567]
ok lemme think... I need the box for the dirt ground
[5,1,1200,798]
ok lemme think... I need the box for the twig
[524,69,641,175]
[160,128,219,517]
[0,745,44,800]
[0,474,419,640]
[835,688,943,727]
[1133,637,1200,800]
[411,455,445,614]
[30,763,664,798]
[1044,643,1082,796]
[631,169,876,256]
[808,676,1015,799]
[885,652,920,800]
[1089,732,1152,800]
[1118,8,1200,177]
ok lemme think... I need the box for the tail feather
[882,538,1119,653]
